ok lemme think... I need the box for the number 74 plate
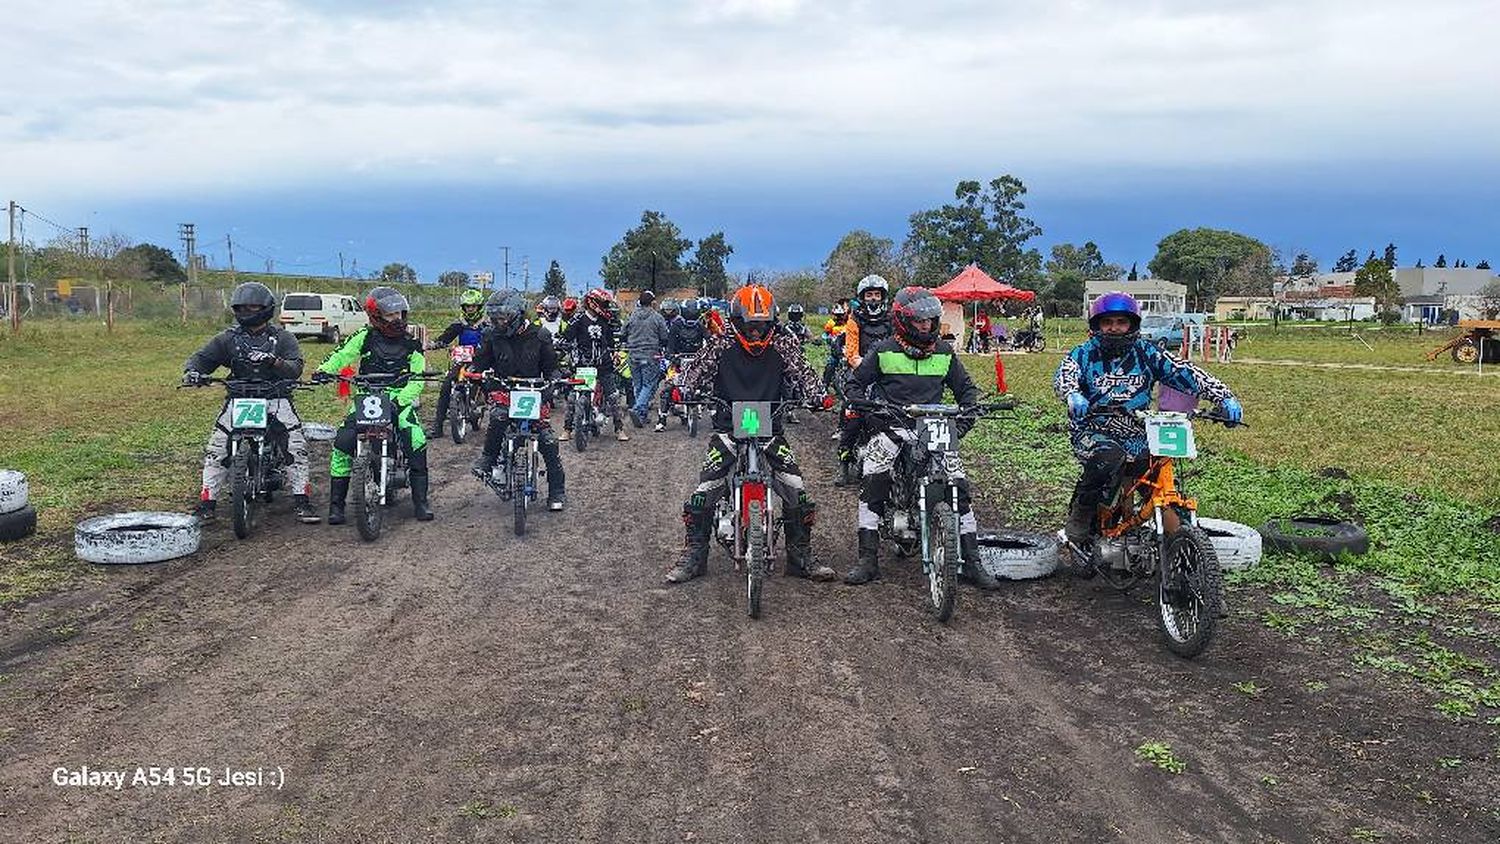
[1145,413,1196,458]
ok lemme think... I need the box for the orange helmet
[730,285,776,356]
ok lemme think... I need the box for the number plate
[574,366,598,391]
[731,401,773,439]
[508,389,543,420]
[450,345,475,364]
[918,417,957,453]
[354,393,395,428]
[1145,413,1197,458]
[230,397,269,429]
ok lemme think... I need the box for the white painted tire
[975,530,1060,580]
[302,422,336,442]
[75,512,202,565]
[1197,517,1262,571]
[0,470,28,515]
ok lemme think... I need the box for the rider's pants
[857,427,977,534]
[201,398,310,500]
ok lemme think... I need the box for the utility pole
[500,246,510,290]
[522,256,529,293]
[8,201,17,333]
[77,226,89,258]
[179,223,197,323]
[226,233,237,283]
[338,251,345,278]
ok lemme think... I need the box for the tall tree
[1476,259,1491,270]
[1146,228,1274,307]
[600,210,694,292]
[1127,262,1139,281]
[116,243,187,283]
[1383,242,1398,268]
[766,269,821,311]
[378,263,418,285]
[1477,281,1500,319]
[685,232,734,299]
[902,175,1044,288]
[1353,257,1400,316]
[437,270,471,290]
[543,260,568,297]
[823,230,903,303]
[1332,250,1359,273]
[1290,252,1319,276]
[1045,241,1123,280]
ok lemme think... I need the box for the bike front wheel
[746,498,767,619]
[925,500,960,622]
[229,446,257,540]
[512,448,531,537]
[450,390,469,444]
[1158,526,1223,658]
[351,450,384,542]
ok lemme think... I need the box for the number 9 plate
[508,389,543,420]
[1145,413,1197,458]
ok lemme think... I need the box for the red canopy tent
[932,264,1036,304]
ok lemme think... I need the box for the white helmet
[855,274,890,317]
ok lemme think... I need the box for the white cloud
[1,0,1496,201]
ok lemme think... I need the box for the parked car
[279,292,365,344]
[1139,313,1206,350]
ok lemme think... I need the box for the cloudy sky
[3,0,1497,286]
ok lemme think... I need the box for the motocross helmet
[680,298,701,322]
[561,296,579,319]
[1087,291,1142,355]
[891,286,943,355]
[230,282,277,328]
[855,274,890,317]
[364,286,410,338]
[459,288,485,324]
[830,299,849,321]
[583,288,613,320]
[485,288,529,338]
[539,295,561,320]
[730,285,776,356]
[660,297,679,320]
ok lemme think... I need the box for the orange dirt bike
[1071,405,1244,658]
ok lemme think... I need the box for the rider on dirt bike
[1055,291,1243,554]
[834,275,894,485]
[536,295,565,337]
[425,288,487,438]
[469,289,569,511]
[313,286,433,525]
[561,288,630,441]
[182,282,319,524]
[783,303,811,344]
[664,284,837,585]
[841,287,999,590]
[655,297,709,432]
[660,298,680,323]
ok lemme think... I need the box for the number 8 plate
[1145,413,1197,458]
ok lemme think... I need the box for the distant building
[1213,296,1276,321]
[1085,279,1186,315]
[1280,268,1495,323]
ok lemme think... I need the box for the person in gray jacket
[623,289,670,427]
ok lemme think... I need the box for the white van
[279,292,366,343]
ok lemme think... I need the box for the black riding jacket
[850,337,979,412]
[666,317,707,357]
[473,324,562,397]
[561,313,619,367]
[185,324,304,397]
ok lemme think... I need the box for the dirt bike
[566,361,605,452]
[445,344,488,444]
[479,376,574,537]
[847,397,1015,622]
[1071,405,1243,658]
[184,376,312,540]
[332,371,440,542]
[695,398,814,619]
[662,354,702,437]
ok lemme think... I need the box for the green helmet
[459,288,485,323]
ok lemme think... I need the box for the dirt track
[1,412,1497,842]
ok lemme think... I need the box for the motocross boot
[844,529,881,585]
[410,469,434,521]
[959,532,1000,591]
[665,508,711,583]
[326,476,349,525]
[293,494,321,524]
[783,504,835,581]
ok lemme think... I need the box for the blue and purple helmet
[1087,291,1141,332]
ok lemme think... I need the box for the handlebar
[179,377,316,395]
[1083,405,1246,428]
[844,396,1017,419]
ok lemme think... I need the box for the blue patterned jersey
[1054,336,1235,458]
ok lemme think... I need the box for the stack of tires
[0,470,38,542]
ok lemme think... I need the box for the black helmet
[891,286,943,354]
[231,282,277,328]
[680,298,701,321]
[364,286,410,338]
[485,289,529,337]
[786,303,805,320]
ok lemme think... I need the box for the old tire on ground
[1196,517,1263,571]
[975,530,1060,580]
[302,422,336,443]
[0,505,38,542]
[0,469,28,515]
[74,511,200,565]
[1259,516,1369,561]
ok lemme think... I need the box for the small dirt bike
[566,361,606,452]
[446,344,488,444]
[480,376,574,536]
[184,377,312,540]
[1073,406,1242,658]
[334,371,440,542]
[847,397,1015,621]
[695,398,816,619]
[662,354,702,438]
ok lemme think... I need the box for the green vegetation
[1134,741,1186,774]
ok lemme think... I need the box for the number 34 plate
[1145,413,1197,458]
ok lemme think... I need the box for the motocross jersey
[843,310,893,367]
[1054,335,1235,458]
[666,317,707,356]
[318,327,426,406]
[185,324,304,396]
[561,313,619,367]
[431,319,485,349]
[678,328,823,435]
[850,337,978,411]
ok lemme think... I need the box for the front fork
[356,437,391,506]
[918,480,960,569]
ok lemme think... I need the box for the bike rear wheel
[747,499,767,619]
[450,390,469,444]
[229,447,257,540]
[351,451,384,542]
[687,406,699,438]
[1158,526,1223,658]
[926,501,960,622]
[572,397,589,452]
